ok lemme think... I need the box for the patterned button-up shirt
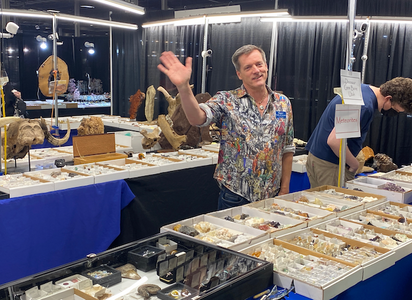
[199,85,295,202]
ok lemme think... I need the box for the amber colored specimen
[129,89,145,120]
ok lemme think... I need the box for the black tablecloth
[110,164,220,247]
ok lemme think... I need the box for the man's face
[236,50,268,91]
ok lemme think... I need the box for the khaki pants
[306,152,355,188]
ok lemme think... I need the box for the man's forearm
[178,83,207,126]
[279,152,293,195]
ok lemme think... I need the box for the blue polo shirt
[306,84,377,165]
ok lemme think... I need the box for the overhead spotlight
[40,42,47,49]
[85,41,95,54]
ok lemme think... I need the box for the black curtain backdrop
[112,24,204,119]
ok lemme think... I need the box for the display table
[0,180,135,285]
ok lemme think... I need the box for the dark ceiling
[4,0,277,37]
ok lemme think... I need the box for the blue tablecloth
[0,180,135,285]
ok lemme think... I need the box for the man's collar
[236,84,273,99]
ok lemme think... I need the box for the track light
[0,22,19,39]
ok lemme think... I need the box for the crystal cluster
[380,182,406,192]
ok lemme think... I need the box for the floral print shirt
[198,85,295,202]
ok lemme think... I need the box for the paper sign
[335,104,361,139]
[340,70,364,105]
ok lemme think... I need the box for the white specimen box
[207,205,306,238]
[246,197,336,227]
[292,154,308,173]
[276,227,396,281]
[0,174,55,197]
[276,190,364,218]
[240,238,363,300]
[161,214,269,252]
[25,168,94,191]
[304,185,387,209]
[96,158,160,177]
[346,176,412,204]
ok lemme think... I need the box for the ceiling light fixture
[90,0,145,15]
[142,9,290,28]
[0,9,138,30]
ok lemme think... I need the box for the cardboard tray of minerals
[160,214,269,251]
[62,163,129,184]
[24,168,94,191]
[346,177,412,204]
[207,205,307,238]
[127,153,187,173]
[274,190,364,218]
[304,185,387,209]
[276,227,396,281]
[0,173,55,197]
[371,169,412,185]
[179,148,219,164]
[292,154,308,173]
[312,218,412,262]
[246,197,336,227]
[154,151,213,169]
[29,148,73,163]
[96,158,160,177]
[239,238,363,300]
[367,201,412,223]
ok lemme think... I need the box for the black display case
[0,232,273,300]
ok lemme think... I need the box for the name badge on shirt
[276,111,286,119]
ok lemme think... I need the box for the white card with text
[340,70,364,105]
[335,104,361,139]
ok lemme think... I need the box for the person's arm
[278,152,293,195]
[11,89,21,99]
[157,51,206,126]
[327,127,359,172]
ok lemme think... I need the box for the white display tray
[276,227,396,281]
[179,149,219,164]
[313,218,412,262]
[207,205,306,238]
[304,185,387,209]
[96,158,160,177]
[240,239,363,300]
[276,190,363,218]
[0,174,55,197]
[346,176,412,204]
[157,151,213,169]
[246,197,336,226]
[62,163,129,184]
[25,168,94,191]
[161,214,268,252]
[292,154,307,173]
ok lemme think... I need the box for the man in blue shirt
[306,77,412,187]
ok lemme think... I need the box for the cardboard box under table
[73,133,127,165]
[246,197,336,227]
[96,158,160,177]
[161,215,268,251]
[240,238,363,300]
[207,205,306,238]
[276,227,396,281]
[305,185,387,209]
[346,177,412,204]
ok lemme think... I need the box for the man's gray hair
[231,45,267,71]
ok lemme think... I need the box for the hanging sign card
[340,70,364,105]
[335,104,361,139]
